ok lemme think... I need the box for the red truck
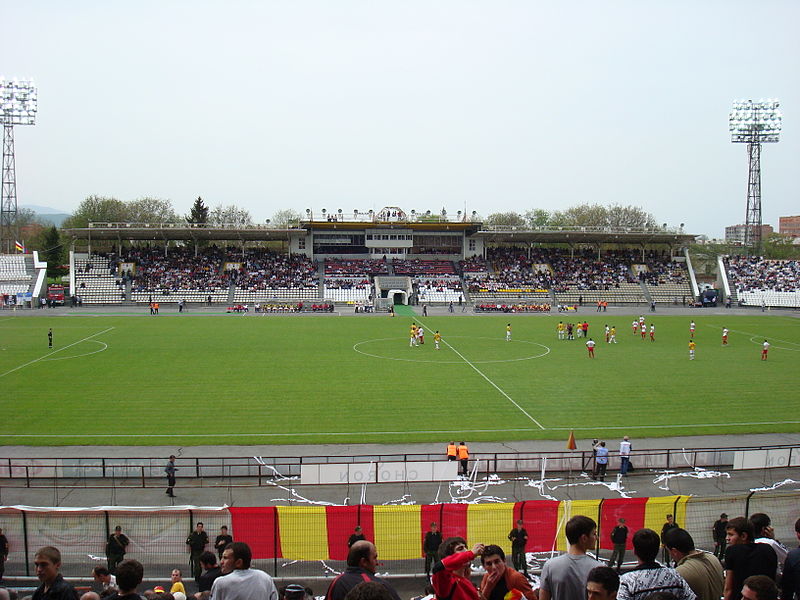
[47,284,65,306]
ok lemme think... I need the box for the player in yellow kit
[506,323,512,341]
[433,330,442,350]
[688,340,696,360]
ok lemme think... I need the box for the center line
[418,319,546,430]
[0,327,115,378]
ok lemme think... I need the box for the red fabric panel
[518,501,560,552]
[358,505,375,545]
[599,498,648,550]
[439,503,468,540]
[228,507,281,559]
[325,505,375,561]
[326,506,359,560]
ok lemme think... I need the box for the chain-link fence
[2,489,798,580]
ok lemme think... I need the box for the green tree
[127,197,178,223]
[524,209,551,228]
[606,204,659,229]
[62,195,128,228]
[186,197,209,226]
[18,207,45,227]
[547,203,659,229]
[209,204,253,227]
[36,226,67,278]
[271,209,301,227]
[762,233,800,259]
[485,211,527,228]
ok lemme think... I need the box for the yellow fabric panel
[467,503,515,549]
[555,500,602,552]
[277,506,329,560]
[644,496,686,533]
[374,505,421,560]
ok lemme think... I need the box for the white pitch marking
[547,419,800,431]
[353,336,550,364]
[415,318,546,430]
[0,327,115,379]
[712,325,800,350]
[8,421,800,439]
[41,340,108,361]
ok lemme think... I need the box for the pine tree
[187,197,209,226]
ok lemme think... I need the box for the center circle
[353,336,551,364]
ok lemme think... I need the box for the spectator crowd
[4,510,797,600]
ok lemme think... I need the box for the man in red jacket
[479,545,536,600]
[432,538,485,600]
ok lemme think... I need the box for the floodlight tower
[0,78,38,253]
[729,99,782,254]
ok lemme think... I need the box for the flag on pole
[15,240,25,253]
[566,430,577,450]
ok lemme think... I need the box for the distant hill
[21,204,71,227]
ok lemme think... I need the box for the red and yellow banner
[229,496,686,560]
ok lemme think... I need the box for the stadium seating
[392,259,456,275]
[0,255,31,281]
[0,255,33,304]
[725,256,800,308]
[74,256,127,304]
[638,260,693,304]
[416,277,463,303]
[323,277,372,303]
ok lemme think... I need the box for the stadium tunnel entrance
[388,289,408,305]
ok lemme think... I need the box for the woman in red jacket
[431,537,485,600]
[479,545,537,600]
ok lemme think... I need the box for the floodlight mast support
[1,124,18,253]
[729,99,781,256]
[0,78,38,253]
[744,142,762,252]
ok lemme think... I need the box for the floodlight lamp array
[0,78,38,126]
[729,98,781,143]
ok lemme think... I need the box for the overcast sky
[3,0,798,238]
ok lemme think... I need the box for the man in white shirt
[211,542,277,600]
[619,436,632,476]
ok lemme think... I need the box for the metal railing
[1,443,795,489]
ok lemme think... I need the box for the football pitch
[2,311,798,446]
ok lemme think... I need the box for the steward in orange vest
[446,442,457,461]
[457,442,469,476]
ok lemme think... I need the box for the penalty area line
[0,326,115,379]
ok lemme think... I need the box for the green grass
[1,311,798,445]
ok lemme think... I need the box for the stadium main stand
[63,244,712,309]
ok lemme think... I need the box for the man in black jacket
[186,523,209,580]
[195,552,222,595]
[105,526,129,574]
[609,518,629,571]
[32,547,78,600]
[508,520,529,576]
[424,522,443,576]
[324,541,400,600]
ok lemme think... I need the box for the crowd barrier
[2,445,797,487]
[1,490,798,579]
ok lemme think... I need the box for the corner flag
[566,430,577,450]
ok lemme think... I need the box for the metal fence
[1,444,797,488]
